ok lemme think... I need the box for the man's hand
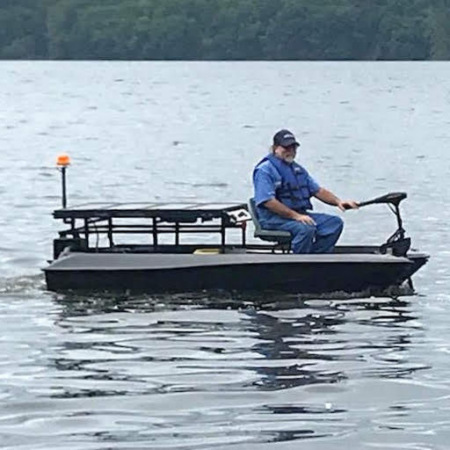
[292,212,316,225]
[315,188,358,212]
[337,200,359,212]
[263,199,316,225]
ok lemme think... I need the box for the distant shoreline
[1,0,449,60]
[0,59,447,62]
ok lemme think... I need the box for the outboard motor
[358,192,411,257]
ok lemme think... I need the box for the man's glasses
[282,144,298,151]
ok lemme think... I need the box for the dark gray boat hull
[44,252,428,295]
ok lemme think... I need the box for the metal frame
[54,202,250,252]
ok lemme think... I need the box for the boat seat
[248,198,292,251]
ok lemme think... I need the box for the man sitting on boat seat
[253,129,358,254]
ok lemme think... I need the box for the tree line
[1,0,449,60]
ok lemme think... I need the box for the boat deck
[46,251,413,271]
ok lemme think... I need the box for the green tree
[0,1,47,58]
[426,0,450,59]
[0,0,447,60]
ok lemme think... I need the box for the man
[253,129,358,254]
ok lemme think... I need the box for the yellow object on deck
[193,248,220,255]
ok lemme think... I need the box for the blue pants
[260,213,344,254]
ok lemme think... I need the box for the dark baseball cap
[273,129,300,148]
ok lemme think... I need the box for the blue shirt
[253,157,320,222]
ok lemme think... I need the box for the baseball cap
[273,129,300,148]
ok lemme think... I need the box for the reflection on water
[0,293,421,448]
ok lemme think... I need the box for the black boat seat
[248,198,292,248]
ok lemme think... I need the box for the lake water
[0,61,449,449]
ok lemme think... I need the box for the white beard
[284,156,295,164]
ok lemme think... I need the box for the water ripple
[0,291,442,449]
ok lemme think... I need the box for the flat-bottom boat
[44,193,428,296]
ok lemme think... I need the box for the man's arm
[314,187,358,211]
[314,187,340,206]
[263,199,316,225]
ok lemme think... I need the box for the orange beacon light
[57,153,71,167]
[56,154,70,208]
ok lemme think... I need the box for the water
[1,61,449,449]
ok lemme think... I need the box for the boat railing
[52,203,252,258]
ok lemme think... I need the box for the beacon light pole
[56,154,71,209]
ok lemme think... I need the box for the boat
[44,183,428,296]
